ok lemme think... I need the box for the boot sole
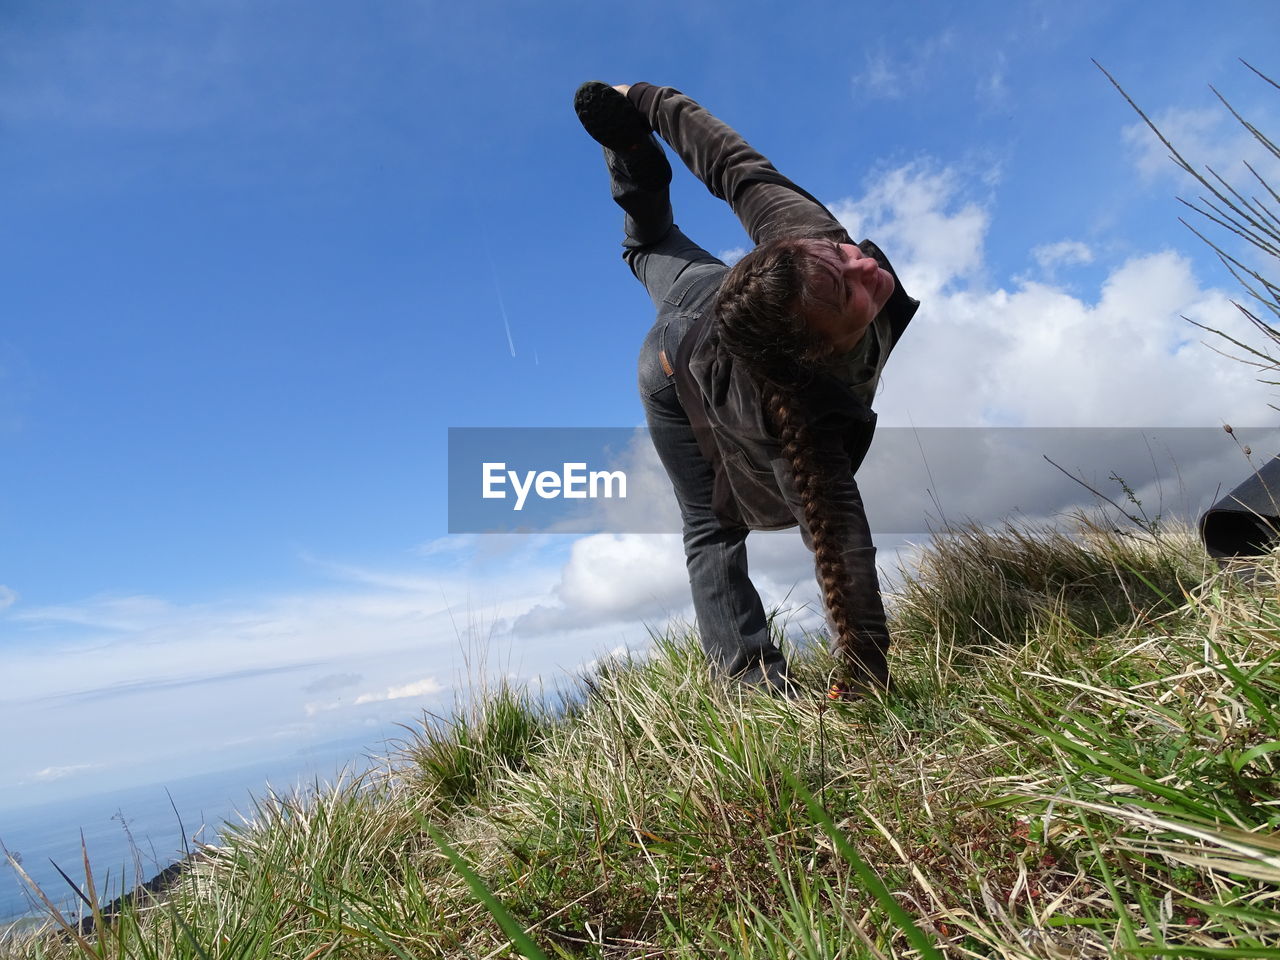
[573,81,654,151]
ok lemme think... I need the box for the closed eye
[829,242,854,305]
[819,242,850,308]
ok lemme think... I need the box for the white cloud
[412,533,480,557]
[31,763,102,783]
[829,163,990,300]
[825,162,1273,427]
[302,672,362,694]
[1119,97,1280,301]
[853,31,956,101]
[0,585,16,610]
[978,52,1009,107]
[557,535,687,613]
[888,247,1266,427]
[514,534,689,634]
[1122,104,1280,188]
[565,428,682,534]
[11,594,174,631]
[353,677,443,705]
[511,526,839,641]
[0,549,576,794]
[576,643,651,677]
[856,51,899,100]
[1032,240,1094,273]
[308,675,445,717]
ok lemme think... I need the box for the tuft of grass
[392,682,550,813]
[6,520,1279,959]
[1097,59,1280,402]
[893,513,1208,657]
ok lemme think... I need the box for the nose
[843,252,879,280]
[837,242,872,266]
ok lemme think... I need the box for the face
[799,240,896,353]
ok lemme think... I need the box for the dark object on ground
[72,851,204,936]
[1200,455,1280,559]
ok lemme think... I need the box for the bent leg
[624,225,725,313]
[599,139,725,310]
[579,83,727,311]
[640,368,788,686]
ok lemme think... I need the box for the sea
[0,744,384,932]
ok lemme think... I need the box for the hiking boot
[573,81,671,189]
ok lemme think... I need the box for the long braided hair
[713,237,875,683]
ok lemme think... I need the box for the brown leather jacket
[627,83,920,530]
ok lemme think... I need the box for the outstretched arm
[625,83,849,247]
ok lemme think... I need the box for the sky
[2,0,1280,811]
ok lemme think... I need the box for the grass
[4,516,1280,958]
[1097,59,1280,402]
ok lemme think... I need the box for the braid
[766,385,863,676]
[714,238,872,682]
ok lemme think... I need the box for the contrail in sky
[462,172,519,359]
[484,246,516,358]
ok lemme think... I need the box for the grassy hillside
[5,516,1280,959]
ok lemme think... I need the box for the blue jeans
[606,142,791,687]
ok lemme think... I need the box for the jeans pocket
[639,320,676,400]
[657,321,675,379]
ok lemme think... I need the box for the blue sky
[2,0,1279,808]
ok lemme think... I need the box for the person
[573,81,919,699]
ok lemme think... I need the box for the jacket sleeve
[627,83,850,247]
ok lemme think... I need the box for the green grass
[5,517,1279,959]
